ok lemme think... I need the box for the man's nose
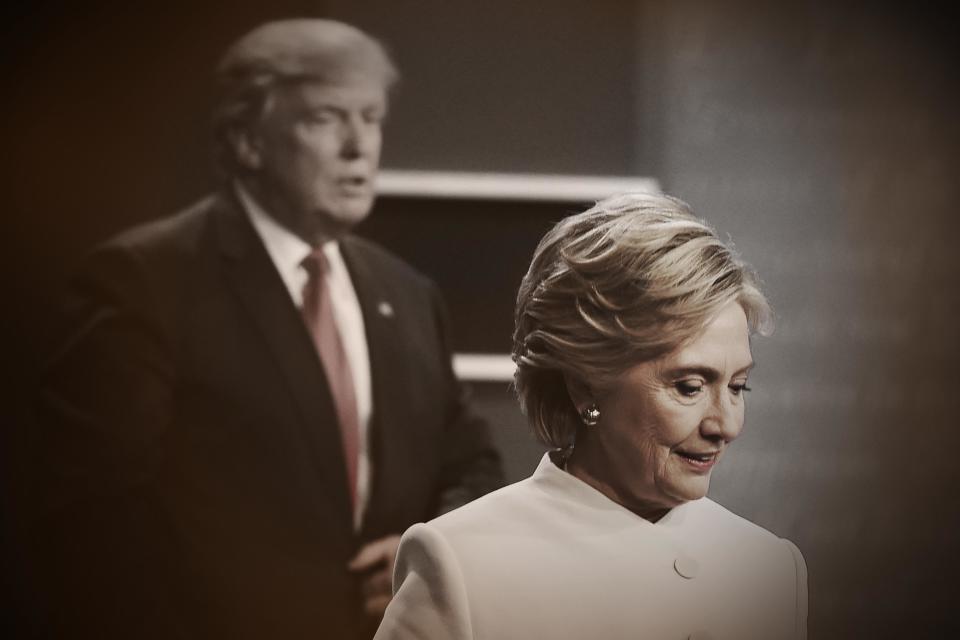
[340,116,376,159]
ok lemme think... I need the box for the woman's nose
[700,389,744,442]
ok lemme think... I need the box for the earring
[580,404,600,427]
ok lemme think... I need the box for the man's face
[247,77,387,242]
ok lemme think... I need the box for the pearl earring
[580,404,600,427]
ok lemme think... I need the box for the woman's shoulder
[687,498,780,536]
[425,453,631,537]
[427,474,544,536]
[681,498,802,563]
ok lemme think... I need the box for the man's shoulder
[104,193,226,256]
[69,193,235,308]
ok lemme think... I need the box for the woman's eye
[675,380,703,397]
[729,382,752,396]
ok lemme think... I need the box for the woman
[375,193,808,639]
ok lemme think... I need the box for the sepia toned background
[4,1,958,637]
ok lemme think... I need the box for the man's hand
[347,534,402,617]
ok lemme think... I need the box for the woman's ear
[563,373,594,411]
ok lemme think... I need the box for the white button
[674,555,699,579]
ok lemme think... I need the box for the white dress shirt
[236,183,372,530]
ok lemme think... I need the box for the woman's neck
[565,447,671,523]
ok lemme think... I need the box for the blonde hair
[512,192,772,449]
[211,19,399,176]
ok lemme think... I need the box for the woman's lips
[674,450,720,472]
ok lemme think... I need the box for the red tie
[301,248,360,513]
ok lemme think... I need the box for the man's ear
[228,127,263,171]
[563,373,594,411]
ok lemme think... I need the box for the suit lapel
[339,238,410,534]
[212,194,353,521]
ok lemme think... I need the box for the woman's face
[573,301,754,518]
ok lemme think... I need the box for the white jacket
[376,453,807,640]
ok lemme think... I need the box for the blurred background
[3,1,958,637]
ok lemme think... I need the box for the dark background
[4,1,959,638]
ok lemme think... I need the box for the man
[34,19,502,640]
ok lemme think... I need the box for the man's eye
[675,380,703,397]
[305,111,337,125]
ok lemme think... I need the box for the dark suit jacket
[32,192,502,639]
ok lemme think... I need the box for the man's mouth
[338,176,371,195]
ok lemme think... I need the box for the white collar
[532,452,698,531]
[234,181,342,306]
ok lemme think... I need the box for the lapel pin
[377,301,395,318]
